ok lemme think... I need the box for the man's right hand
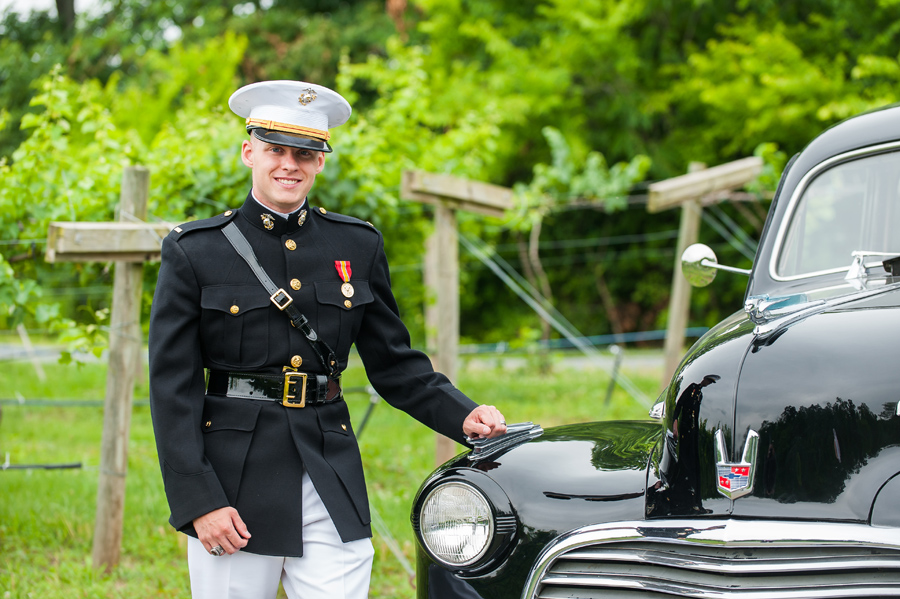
[193,507,251,555]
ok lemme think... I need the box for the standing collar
[239,191,310,235]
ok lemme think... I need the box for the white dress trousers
[187,470,375,599]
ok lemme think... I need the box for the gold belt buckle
[283,371,307,408]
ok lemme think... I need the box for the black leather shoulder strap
[221,222,339,378]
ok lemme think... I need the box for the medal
[335,260,354,298]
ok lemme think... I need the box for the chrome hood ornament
[715,429,759,499]
[467,422,543,463]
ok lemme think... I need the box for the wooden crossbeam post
[46,166,167,572]
[90,165,149,572]
[661,189,703,384]
[401,170,513,464]
[647,157,762,387]
[423,205,459,463]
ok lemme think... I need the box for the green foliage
[108,31,247,147]
[56,308,110,364]
[0,8,71,158]
[659,18,849,160]
[0,33,249,354]
[655,5,900,165]
[8,0,900,351]
[0,0,397,161]
[747,142,788,198]
[0,66,128,332]
[514,126,651,222]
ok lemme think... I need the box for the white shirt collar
[250,191,307,219]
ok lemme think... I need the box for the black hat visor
[250,128,333,153]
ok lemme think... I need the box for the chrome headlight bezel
[412,470,517,574]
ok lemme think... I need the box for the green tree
[0,34,249,357]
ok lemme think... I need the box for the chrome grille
[525,520,900,599]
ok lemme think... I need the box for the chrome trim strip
[648,401,665,420]
[769,141,900,283]
[752,280,900,341]
[744,293,825,325]
[522,519,900,599]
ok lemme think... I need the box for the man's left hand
[463,404,508,439]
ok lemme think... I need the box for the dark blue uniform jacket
[148,193,477,557]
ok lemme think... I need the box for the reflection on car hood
[442,421,660,540]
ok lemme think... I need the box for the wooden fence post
[647,157,763,388]
[91,166,149,572]
[401,171,513,465]
[427,204,459,464]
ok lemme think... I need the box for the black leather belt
[207,370,342,408]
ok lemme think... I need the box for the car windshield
[776,150,900,278]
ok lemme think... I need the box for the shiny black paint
[413,421,660,599]
[647,289,900,521]
[734,293,900,519]
[647,309,754,518]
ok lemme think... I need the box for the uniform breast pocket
[314,281,374,356]
[200,285,271,369]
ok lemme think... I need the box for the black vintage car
[410,105,900,598]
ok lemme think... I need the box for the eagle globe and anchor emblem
[298,88,317,106]
[714,429,759,499]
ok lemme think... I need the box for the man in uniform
[148,80,507,598]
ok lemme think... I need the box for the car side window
[777,151,900,278]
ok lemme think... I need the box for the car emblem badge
[715,429,759,499]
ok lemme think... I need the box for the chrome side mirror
[682,243,719,287]
[681,243,752,287]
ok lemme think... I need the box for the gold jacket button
[291,355,303,368]
[285,239,297,251]
[319,207,327,214]
[341,424,347,431]
[205,421,212,428]
[344,300,352,309]
[230,305,239,314]
[290,279,302,290]
[224,210,233,216]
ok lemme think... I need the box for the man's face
[241,136,325,213]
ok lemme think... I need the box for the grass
[0,349,662,598]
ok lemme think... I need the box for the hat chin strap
[245,117,330,141]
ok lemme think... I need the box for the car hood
[434,420,660,541]
[648,287,900,520]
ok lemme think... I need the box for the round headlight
[419,482,494,567]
